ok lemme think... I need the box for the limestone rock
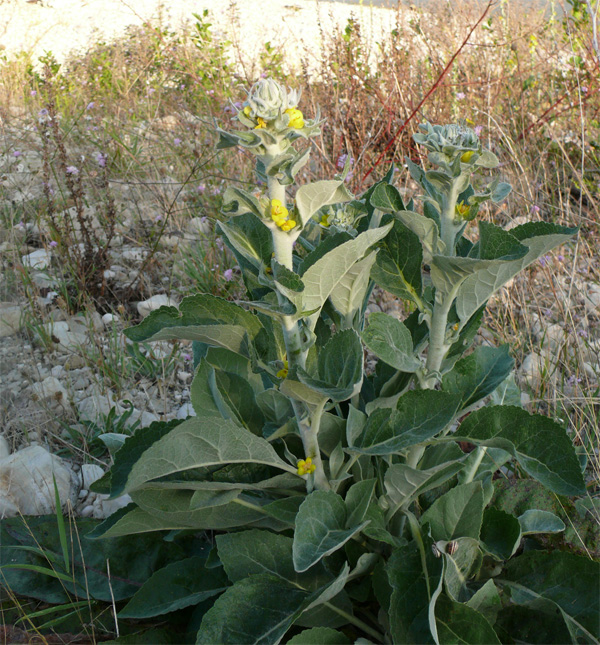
[137,294,178,318]
[43,320,88,352]
[0,446,77,518]
[0,436,10,460]
[31,376,68,406]
[22,249,51,270]
[0,302,23,338]
[81,464,104,490]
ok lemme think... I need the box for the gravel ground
[0,0,400,74]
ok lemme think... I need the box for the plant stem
[323,602,385,643]
[299,398,330,490]
[440,179,460,255]
[461,445,488,484]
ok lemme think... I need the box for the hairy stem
[461,445,488,484]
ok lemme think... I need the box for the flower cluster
[271,199,296,232]
[239,78,305,131]
[276,359,289,379]
[318,202,362,232]
[297,457,316,476]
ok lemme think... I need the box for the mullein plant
[90,79,598,644]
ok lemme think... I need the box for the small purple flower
[200,216,208,224]
[174,137,182,146]
[66,166,79,175]
[531,205,540,214]
[544,308,552,317]
[183,353,192,361]
[86,101,95,110]
[336,153,354,170]
[13,150,22,158]
[581,86,588,94]
[557,254,564,262]
[94,151,107,167]
[147,88,156,95]
[196,183,206,193]
[215,237,224,250]
[30,90,37,96]
[224,268,234,282]
[49,240,58,248]
[578,329,588,338]
[456,92,466,100]
[474,125,483,136]
[154,214,163,223]
[567,375,582,385]
[539,255,549,267]
[211,186,221,196]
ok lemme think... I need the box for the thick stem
[461,445,488,484]
[440,180,460,255]
[298,398,330,490]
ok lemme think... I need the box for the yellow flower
[255,117,267,129]
[320,214,331,227]
[460,150,475,163]
[270,200,296,231]
[455,201,471,219]
[285,108,304,129]
[243,106,252,116]
[276,360,289,379]
[297,457,316,476]
[280,219,296,232]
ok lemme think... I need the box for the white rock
[0,436,10,460]
[137,294,178,318]
[0,303,23,338]
[585,284,600,315]
[519,352,556,391]
[80,505,94,518]
[122,247,147,262]
[32,272,59,289]
[78,488,88,499]
[77,386,121,422]
[177,402,196,419]
[0,446,77,518]
[103,269,116,279]
[43,320,87,352]
[22,248,51,270]
[177,370,192,383]
[541,323,567,352]
[81,464,105,490]
[31,376,68,405]
[51,365,66,378]
[102,313,119,326]
[187,217,211,236]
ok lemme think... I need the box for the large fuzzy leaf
[351,391,458,455]
[329,251,377,320]
[455,223,577,324]
[453,406,585,496]
[421,482,485,541]
[435,595,501,644]
[196,565,349,645]
[361,313,421,372]
[121,416,296,493]
[293,491,368,572]
[295,179,353,227]
[119,556,229,618]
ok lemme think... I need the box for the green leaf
[394,210,443,263]
[454,406,586,496]
[0,516,182,603]
[295,179,353,227]
[476,221,527,261]
[329,251,377,319]
[442,537,483,602]
[273,261,305,293]
[430,255,492,299]
[421,482,485,541]
[296,330,363,402]
[213,370,265,435]
[474,149,499,168]
[256,388,295,425]
[298,224,392,322]
[189,488,242,510]
[371,216,423,304]
[387,541,443,644]
[118,556,229,618]
[435,595,501,644]
[222,185,264,217]
[293,491,367,572]
[196,566,349,645]
[351,391,458,455]
[93,418,183,498]
[384,461,465,512]
[345,479,376,528]
[361,313,421,372]
[125,294,265,360]
[499,551,600,642]
[287,627,350,644]
[491,181,512,202]
[518,509,565,535]
[480,508,522,560]
[122,416,296,493]
[218,216,272,269]
[455,223,577,324]
[370,182,406,212]
[442,345,514,410]
[466,579,502,624]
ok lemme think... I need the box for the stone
[585,284,600,315]
[122,247,148,262]
[43,320,87,352]
[64,354,87,370]
[80,505,94,518]
[0,446,77,518]
[187,217,211,236]
[541,323,567,352]
[77,385,121,422]
[519,352,556,391]
[102,313,119,326]
[0,303,23,338]
[32,272,59,289]
[137,294,178,318]
[95,493,133,519]
[81,464,104,490]
[22,248,51,270]
[177,402,196,419]
[31,376,68,405]
[0,436,10,460]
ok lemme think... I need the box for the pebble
[22,248,51,270]
[80,505,95,518]
[137,294,178,318]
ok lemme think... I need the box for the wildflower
[285,107,304,129]
[224,268,234,282]
[86,101,95,110]
[276,359,289,379]
[30,90,37,96]
[13,150,22,158]
[578,329,588,338]
[456,92,466,100]
[174,137,182,146]
[297,457,316,476]
[531,205,541,214]
[539,255,549,267]
[474,125,483,136]
[455,201,471,219]
[196,183,206,193]
[49,240,58,248]
[557,254,564,262]
[215,237,224,250]
[183,353,193,361]
[255,117,267,129]
[270,199,296,232]
[66,166,79,175]
[94,151,107,168]
[460,150,475,163]
[336,153,354,170]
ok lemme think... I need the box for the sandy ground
[0,0,401,73]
